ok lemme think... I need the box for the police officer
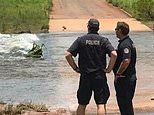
[65,18,117,115]
[113,22,137,115]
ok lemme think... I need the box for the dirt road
[50,0,128,19]
[49,0,152,32]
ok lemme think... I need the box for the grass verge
[0,0,52,34]
[106,0,154,30]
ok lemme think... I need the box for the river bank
[49,0,152,32]
[0,0,153,33]
[1,100,154,115]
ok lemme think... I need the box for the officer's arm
[104,50,117,73]
[116,59,130,76]
[65,51,80,73]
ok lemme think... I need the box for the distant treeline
[106,0,154,21]
[0,0,52,34]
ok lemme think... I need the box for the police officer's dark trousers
[114,77,136,115]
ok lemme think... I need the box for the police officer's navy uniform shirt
[67,33,115,74]
[113,36,137,80]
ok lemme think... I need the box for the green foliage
[106,0,154,21]
[0,0,52,33]
[135,0,154,20]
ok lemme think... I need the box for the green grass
[107,0,154,21]
[0,0,52,33]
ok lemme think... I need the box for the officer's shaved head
[87,18,99,32]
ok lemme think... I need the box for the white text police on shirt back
[86,40,100,45]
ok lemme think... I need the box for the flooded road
[0,32,154,114]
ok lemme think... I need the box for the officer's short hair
[88,18,99,31]
[116,22,129,35]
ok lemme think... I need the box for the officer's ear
[118,29,123,34]
[87,25,89,29]
[118,28,122,32]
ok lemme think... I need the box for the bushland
[0,0,52,34]
[106,0,154,29]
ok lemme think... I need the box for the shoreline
[49,18,152,32]
[1,102,154,115]
[1,85,154,115]
[49,0,153,32]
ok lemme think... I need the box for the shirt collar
[88,31,99,34]
[118,35,129,43]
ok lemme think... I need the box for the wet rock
[62,26,66,31]
[0,102,7,111]
[151,97,154,100]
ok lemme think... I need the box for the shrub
[0,0,52,33]
[135,0,154,20]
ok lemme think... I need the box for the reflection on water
[0,32,154,111]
